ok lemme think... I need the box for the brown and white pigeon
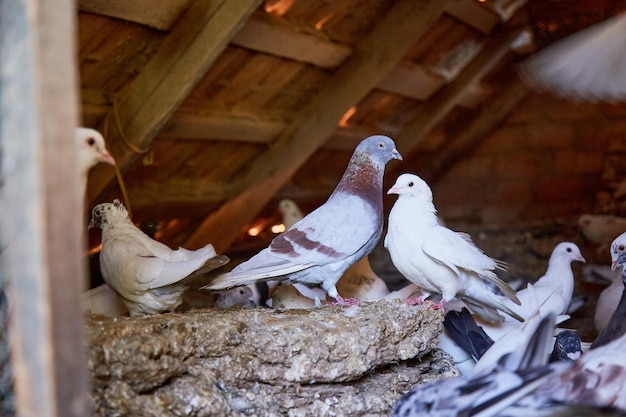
[203,135,402,301]
[385,173,522,323]
[89,199,229,316]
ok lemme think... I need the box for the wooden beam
[396,22,527,154]
[420,77,529,184]
[0,0,90,416]
[88,0,262,204]
[184,0,452,252]
[231,16,352,68]
[78,0,191,30]
[446,0,501,33]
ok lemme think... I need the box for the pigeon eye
[620,245,625,252]
[86,137,96,147]
[408,181,414,187]
[378,142,385,149]
[566,247,572,253]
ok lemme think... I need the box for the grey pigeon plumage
[203,135,402,301]
[89,199,230,316]
[385,173,522,323]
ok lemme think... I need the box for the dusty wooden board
[0,0,90,416]
[88,0,263,202]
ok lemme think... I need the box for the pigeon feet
[332,296,362,306]
[402,297,424,305]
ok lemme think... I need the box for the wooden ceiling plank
[377,62,445,101]
[396,22,527,154]
[231,16,352,68]
[88,0,262,202]
[184,0,452,252]
[446,0,501,34]
[78,0,191,30]
[421,76,529,183]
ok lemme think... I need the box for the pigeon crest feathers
[89,199,131,230]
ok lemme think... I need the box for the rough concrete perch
[87,299,455,416]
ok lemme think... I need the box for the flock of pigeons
[78,126,626,415]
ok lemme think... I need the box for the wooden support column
[184,0,452,252]
[0,0,91,416]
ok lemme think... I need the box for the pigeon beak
[387,185,400,195]
[577,254,586,263]
[88,219,96,230]
[392,148,403,161]
[101,150,116,166]
[612,260,621,271]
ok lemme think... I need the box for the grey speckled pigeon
[89,199,229,316]
[203,135,402,301]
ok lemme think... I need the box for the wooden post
[0,0,91,416]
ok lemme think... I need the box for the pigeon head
[550,242,586,265]
[550,330,582,363]
[88,199,130,229]
[387,173,432,201]
[335,135,402,203]
[611,232,626,271]
[76,127,116,175]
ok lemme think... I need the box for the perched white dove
[385,173,522,323]
[519,12,626,103]
[89,199,230,316]
[203,135,402,302]
[76,127,116,195]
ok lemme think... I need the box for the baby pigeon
[385,173,522,323]
[89,199,229,316]
[203,135,402,302]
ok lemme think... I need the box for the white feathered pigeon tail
[385,173,522,323]
[89,199,229,316]
[203,135,402,301]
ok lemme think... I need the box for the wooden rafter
[420,76,529,184]
[87,0,262,203]
[184,0,452,252]
[395,21,528,154]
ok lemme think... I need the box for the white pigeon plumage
[203,135,402,301]
[519,12,626,103]
[385,173,522,323]
[592,265,622,334]
[76,127,116,195]
[89,199,230,316]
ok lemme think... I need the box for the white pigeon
[385,173,522,324]
[89,199,230,316]
[519,12,626,103]
[203,135,402,302]
[76,127,116,195]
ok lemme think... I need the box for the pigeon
[550,330,583,363]
[89,199,230,316]
[519,12,626,103]
[76,127,116,196]
[203,135,402,301]
[392,314,557,417]
[278,198,391,302]
[384,173,522,323]
[83,284,128,317]
[394,312,626,417]
[592,266,622,333]
[591,233,626,349]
